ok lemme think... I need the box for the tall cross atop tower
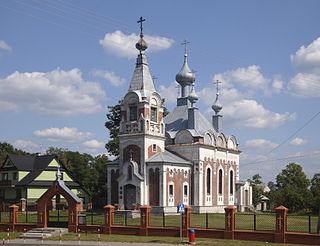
[137,16,146,36]
[214,80,222,94]
[181,39,190,55]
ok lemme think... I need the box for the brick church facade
[106,20,252,213]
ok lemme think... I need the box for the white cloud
[158,82,179,104]
[12,140,38,152]
[0,68,106,116]
[92,69,125,86]
[99,30,174,58]
[272,76,283,93]
[291,37,320,74]
[82,140,105,149]
[34,127,93,143]
[288,37,320,97]
[213,65,270,92]
[290,137,307,146]
[244,139,278,150]
[223,99,296,129]
[288,72,320,97]
[0,40,12,52]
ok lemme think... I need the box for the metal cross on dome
[214,80,222,94]
[181,39,190,54]
[137,16,146,36]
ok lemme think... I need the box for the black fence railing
[235,213,275,231]
[287,214,318,234]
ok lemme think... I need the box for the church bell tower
[117,17,165,209]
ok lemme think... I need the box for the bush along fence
[1,204,320,245]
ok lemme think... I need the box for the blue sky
[1,0,320,182]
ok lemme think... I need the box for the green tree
[310,173,320,214]
[105,101,121,157]
[0,141,32,165]
[249,174,264,207]
[273,163,311,212]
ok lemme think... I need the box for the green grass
[0,231,22,240]
[46,233,312,246]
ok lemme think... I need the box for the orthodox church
[106,19,252,213]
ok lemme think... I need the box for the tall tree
[273,163,311,212]
[0,141,32,165]
[310,173,320,214]
[105,101,121,157]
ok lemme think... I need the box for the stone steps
[18,227,68,239]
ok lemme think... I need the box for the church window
[151,107,157,122]
[128,165,132,180]
[152,144,157,152]
[184,171,188,178]
[129,105,137,121]
[230,170,233,194]
[169,184,174,196]
[184,185,188,196]
[169,170,173,177]
[219,169,223,195]
[206,168,211,195]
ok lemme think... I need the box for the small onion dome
[212,93,222,115]
[136,36,148,52]
[188,83,198,105]
[176,54,195,85]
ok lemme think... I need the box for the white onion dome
[176,54,195,85]
[188,83,198,105]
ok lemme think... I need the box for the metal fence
[235,213,275,231]
[0,211,10,223]
[113,211,140,226]
[287,214,318,234]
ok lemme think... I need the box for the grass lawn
[47,232,312,246]
[0,231,22,240]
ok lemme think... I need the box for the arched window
[219,169,223,195]
[129,105,137,121]
[206,168,211,195]
[127,165,132,180]
[230,170,233,195]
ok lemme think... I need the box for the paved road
[3,239,182,246]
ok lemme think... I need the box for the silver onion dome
[136,35,148,52]
[188,83,198,106]
[176,54,195,85]
[212,92,222,115]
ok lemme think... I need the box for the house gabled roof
[146,150,192,165]
[4,154,38,171]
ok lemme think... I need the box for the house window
[219,169,223,195]
[151,107,157,122]
[169,184,174,196]
[152,144,157,152]
[230,170,234,195]
[13,172,18,180]
[2,173,8,181]
[184,185,188,197]
[207,168,211,195]
[129,105,137,121]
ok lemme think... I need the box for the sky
[0,0,320,183]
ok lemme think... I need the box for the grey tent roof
[146,150,192,165]
[58,180,81,203]
[164,105,217,138]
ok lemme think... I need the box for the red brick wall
[147,145,162,158]
[138,108,149,119]
[149,168,160,206]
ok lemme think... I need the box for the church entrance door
[124,184,136,210]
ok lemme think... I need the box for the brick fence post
[182,205,191,237]
[104,205,114,235]
[140,205,151,236]
[224,206,236,240]
[9,205,19,232]
[274,205,288,243]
